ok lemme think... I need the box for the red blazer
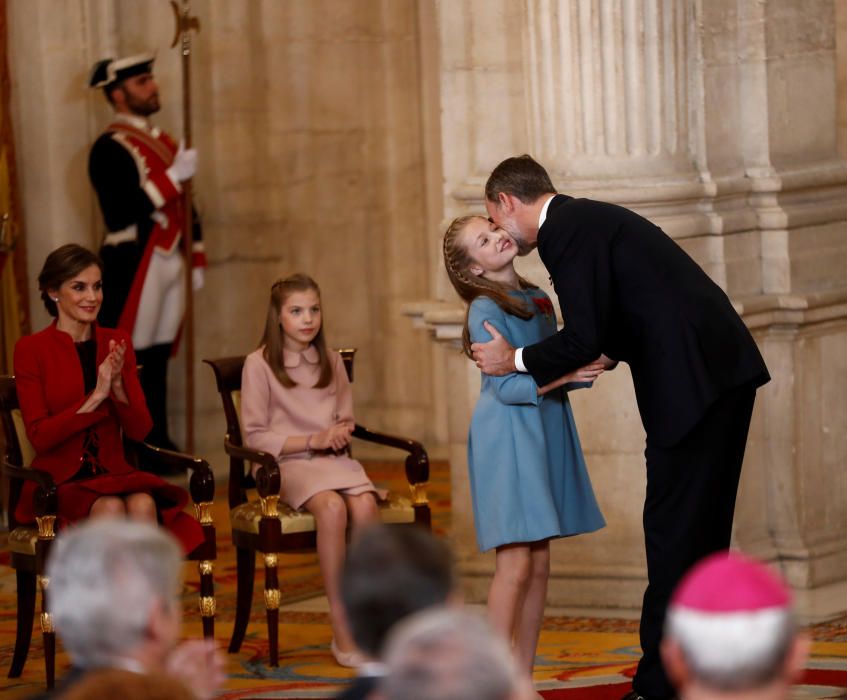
[13,322,153,484]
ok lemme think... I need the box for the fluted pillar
[415,0,847,611]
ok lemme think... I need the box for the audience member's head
[341,523,457,660]
[378,607,529,700]
[662,551,809,700]
[47,520,183,671]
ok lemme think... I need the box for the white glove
[192,267,205,291]
[166,140,198,183]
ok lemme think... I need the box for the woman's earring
[52,297,59,302]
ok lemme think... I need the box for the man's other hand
[470,321,516,376]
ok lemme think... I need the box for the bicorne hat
[89,53,155,89]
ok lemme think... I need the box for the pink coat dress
[241,345,383,509]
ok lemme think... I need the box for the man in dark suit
[473,155,770,700]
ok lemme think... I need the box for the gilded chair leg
[263,553,281,667]
[198,560,216,640]
[39,576,55,689]
[43,631,55,689]
[229,547,255,654]
[8,570,35,679]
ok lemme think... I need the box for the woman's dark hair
[37,244,103,318]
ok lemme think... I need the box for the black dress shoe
[621,691,677,700]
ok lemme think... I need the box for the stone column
[414,0,847,611]
[8,0,119,329]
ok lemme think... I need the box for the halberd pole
[171,0,200,452]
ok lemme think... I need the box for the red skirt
[16,469,205,555]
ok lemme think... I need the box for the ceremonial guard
[88,53,205,451]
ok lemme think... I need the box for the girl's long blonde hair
[442,215,537,358]
[259,273,333,388]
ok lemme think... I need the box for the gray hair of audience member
[380,607,519,700]
[341,523,456,658]
[664,606,797,690]
[46,520,183,669]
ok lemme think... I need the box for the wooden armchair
[0,375,217,689]
[203,350,430,667]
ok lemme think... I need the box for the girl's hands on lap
[312,422,354,452]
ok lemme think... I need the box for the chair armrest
[224,438,280,498]
[352,424,430,485]
[2,458,59,517]
[130,441,215,505]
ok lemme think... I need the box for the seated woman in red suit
[13,244,202,554]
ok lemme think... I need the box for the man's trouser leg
[632,384,756,699]
[137,343,176,451]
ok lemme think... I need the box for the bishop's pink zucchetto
[671,550,791,613]
[665,551,796,690]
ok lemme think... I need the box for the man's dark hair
[484,154,556,204]
[341,524,455,658]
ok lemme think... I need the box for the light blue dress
[467,289,605,552]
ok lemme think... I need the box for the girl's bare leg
[304,490,356,652]
[512,540,551,678]
[88,496,126,519]
[488,543,532,645]
[342,492,379,539]
[125,492,157,521]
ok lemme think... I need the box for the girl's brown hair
[259,273,333,388]
[442,215,537,358]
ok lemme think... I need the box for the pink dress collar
[282,344,320,368]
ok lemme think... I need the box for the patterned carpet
[1,459,846,698]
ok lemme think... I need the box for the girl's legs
[88,496,126,518]
[512,540,551,677]
[303,490,356,652]
[125,492,157,521]
[341,492,379,538]
[488,543,532,646]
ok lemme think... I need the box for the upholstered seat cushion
[8,527,39,556]
[231,491,416,535]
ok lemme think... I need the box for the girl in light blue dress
[443,215,606,685]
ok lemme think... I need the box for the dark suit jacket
[523,195,769,447]
[335,673,381,700]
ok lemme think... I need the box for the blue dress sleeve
[469,297,540,406]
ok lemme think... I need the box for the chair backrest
[1,375,36,530]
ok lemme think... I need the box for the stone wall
[8,0,437,458]
[8,0,847,613]
[409,0,847,610]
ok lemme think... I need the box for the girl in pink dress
[240,273,383,668]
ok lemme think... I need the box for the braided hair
[442,215,537,358]
[259,273,333,389]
